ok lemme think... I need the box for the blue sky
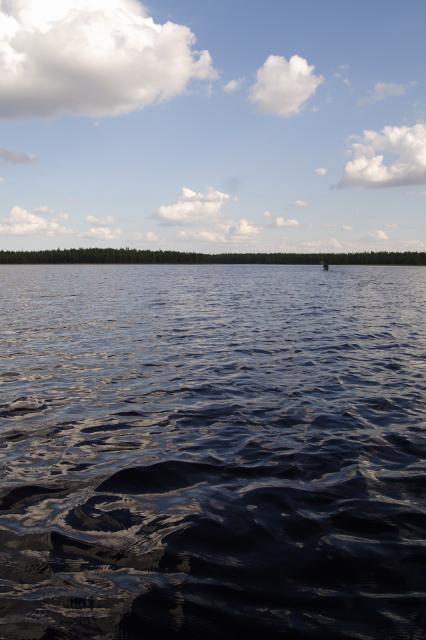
[0,0,425,252]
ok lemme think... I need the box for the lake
[0,265,425,639]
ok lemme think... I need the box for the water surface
[0,265,425,639]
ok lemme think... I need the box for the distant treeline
[0,249,425,265]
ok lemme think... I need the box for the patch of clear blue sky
[0,0,425,249]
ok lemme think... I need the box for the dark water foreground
[0,265,425,640]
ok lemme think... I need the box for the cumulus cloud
[0,0,217,119]
[85,214,115,225]
[386,223,398,229]
[340,123,426,188]
[223,78,244,93]
[230,218,261,237]
[0,205,73,235]
[157,187,230,223]
[249,54,324,117]
[359,82,408,106]
[342,225,353,231]
[0,147,36,163]
[157,185,263,245]
[315,167,328,176]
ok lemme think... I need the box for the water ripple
[0,265,425,639]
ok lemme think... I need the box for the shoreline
[1,249,426,266]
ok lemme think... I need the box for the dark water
[0,265,425,640]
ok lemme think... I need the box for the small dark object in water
[323,263,329,271]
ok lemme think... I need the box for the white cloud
[177,218,261,244]
[342,225,353,231]
[0,147,36,163]
[230,218,261,237]
[158,186,263,245]
[86,214,115,225]
[84,225,122,240]
[157,187,230,223]
[369,229,389,241]
[249,54,324,117]
[334,72,351,88]
[315,167,328,176]
[275,216,299,227]
[128,231,159,242]
[340,123,426,188]
[0,205,73,235]
[178,229,226,243]
[223,78,244,93]
[293,199,308,208]
[301,238,342,250]
[264,212,299,227]
[0,176,4,183]
[0,0,217,119]
[386,223,398,229]
[359,82,408,106]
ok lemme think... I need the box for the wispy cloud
[83,226,122,240]
[358,81,412,106]
[293,199,308,208]
[85,215,115,225]
[315,167,328,176]
[128,231,159,243]
[333,65,351,89]
[223,78,244,93]
[0,148,36,164]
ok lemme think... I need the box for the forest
[0,248,425,265]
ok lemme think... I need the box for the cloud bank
[0,0,217,118]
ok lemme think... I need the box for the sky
[0,0,425,253]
